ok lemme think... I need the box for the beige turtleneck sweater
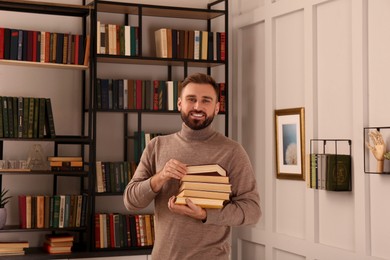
[123,123,261,260]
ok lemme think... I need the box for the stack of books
[175,164,231,209]
[43,233,74,254]
[48,156,83,172]
[0,241,29,256]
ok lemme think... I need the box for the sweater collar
[179,122,216,141]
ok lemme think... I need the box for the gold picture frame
[275,107,305,180]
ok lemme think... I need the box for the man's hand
[167,196,207,221]
[151,159,187,192]
[366,130,386,161]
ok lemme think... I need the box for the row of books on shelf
[155,28,226,61]
[95,213,155,249]
[0,96,56,139]
[18,194,88,229]
[0,28,90,65]
[308,153,352,191]
[95,161,137,193]
[0,241,29,256]
[96,22,139,56]
[96,78,226,112]
[174,164,231,209]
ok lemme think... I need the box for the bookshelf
[89,0,228,256]
[0,0,93,258]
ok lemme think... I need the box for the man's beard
[181,110,214,130]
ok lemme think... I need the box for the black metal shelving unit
[88,0,228,256]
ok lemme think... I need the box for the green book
[45,98,56,138]
[326,154,352,191]
[22,97,29,138]
[33,97,39,138]
[12,97,18,138]
[52,195,60,228]
[27,97,35,138]
[38,98,46,138]
[0,97,3,138]
[7,97,14,138]
[2,97,8,137]
[17,96,23,138]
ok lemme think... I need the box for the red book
[27,30,33,61]
[32,31,37,61]
[153,80,159,111]
[18,195,27,228]
[220,32,225,61]
[219,82,226,113]
[0,28,4,59]
[136,80,142,110]
[74,34,79,65]
[109,213,115,248]
[44,32,50,63]
[94,214,100,248]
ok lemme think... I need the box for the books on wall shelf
[94,213,154,249]
[48,156,83,172]
[308,154,352,191]
[0,27,90,67]
[95,161,137,193]
[0,241,29,256]
[18,194,88,229]
[175,164,231,209]
[97,22,138,56]
[43,233,74,254]
[0,96,55,139]
[95,78,226,112]
[154,28,226,61]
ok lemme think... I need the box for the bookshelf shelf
[94,1,224,19]
[0,0,91,17]
[97,55,225,67]
[0,225,87,232]
[0,59,89,70]
[0,170,88,176]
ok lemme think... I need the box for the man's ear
[215,102,220,115]
[177,97,182,111]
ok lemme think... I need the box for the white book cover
[125,25,130,56]
[167,81,174,111]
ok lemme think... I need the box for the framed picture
[275,107,305,180]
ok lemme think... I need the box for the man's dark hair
[181,73,219,100]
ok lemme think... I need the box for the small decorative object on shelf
[363,127,390,174]
[365,130,386,173]
[0,188,11,229]
[26,144,49,170]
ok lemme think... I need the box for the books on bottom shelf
[94,213,154,249]
[0,241,29,256]
[43,233,74,254]
[175,164,231,209]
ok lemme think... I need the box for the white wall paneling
[232,0,390,259]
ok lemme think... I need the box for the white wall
[232,0,390,260]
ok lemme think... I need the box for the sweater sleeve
[204,144,262,226]
[123,138,158,210]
